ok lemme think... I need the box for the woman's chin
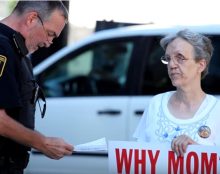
[171,80,181,88]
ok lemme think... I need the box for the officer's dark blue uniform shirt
[0,23,36,163]
[0,23,22,110]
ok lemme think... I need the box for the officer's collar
[13,32,29,57]
[0,23,28,57]
[0,23,16,39]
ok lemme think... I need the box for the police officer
[0,1,73,173]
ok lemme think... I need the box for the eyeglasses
[32,82,47,118]
[161,54,189,65]
[37,15,57,41]
[37,15,50,43]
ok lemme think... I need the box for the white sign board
[108,141,220,174]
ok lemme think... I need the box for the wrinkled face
[165,37,205,88]
[25,10,66,53]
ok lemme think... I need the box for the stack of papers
[74,137,107,152]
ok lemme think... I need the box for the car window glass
[141,37,174,95]
[202,36,220,94]
[40,40,134,97]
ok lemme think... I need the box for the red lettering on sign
[148,150,160,174]
[115,148,160,174]
[168,151,184,174]
[201,152,217,174]
[134,149,146,174]
[186,152,199,174]
[115,148,133,174]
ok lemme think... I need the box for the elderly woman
[133,29,220,156]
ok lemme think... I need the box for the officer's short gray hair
[12,0,68,23]
[160,29,213,78]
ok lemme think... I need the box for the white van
[25,24,220,174]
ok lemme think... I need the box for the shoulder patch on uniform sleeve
[0,55,7,77]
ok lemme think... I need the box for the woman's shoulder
[204,94,220,116]
[205,94,219,107]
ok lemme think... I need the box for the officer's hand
[41,137,74,160]
[171,134,198,157]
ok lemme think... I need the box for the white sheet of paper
[74,137,107,152]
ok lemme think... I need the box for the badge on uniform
[198,125,211,138]
[0,55,7,78]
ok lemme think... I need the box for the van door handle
[98,110,121,116]
[134,110,144,116]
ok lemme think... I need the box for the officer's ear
[26,11,38,26]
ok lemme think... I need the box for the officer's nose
[45,40,53,48]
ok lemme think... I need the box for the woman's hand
[171,134,198,157]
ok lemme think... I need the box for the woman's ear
[198,59,207,73]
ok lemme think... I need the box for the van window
[202,36,220,94]
[40,40,134,97]
[141,37,174,95]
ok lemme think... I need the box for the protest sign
[108,141,220,174]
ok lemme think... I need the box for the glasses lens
[37,99,46,118]
[42,103,46,118]
[161,56,168,64]
[37,15,49,42]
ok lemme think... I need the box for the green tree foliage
[8,0,18,13]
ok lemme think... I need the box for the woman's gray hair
[12,0,68,23]
[160,29,214,78]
